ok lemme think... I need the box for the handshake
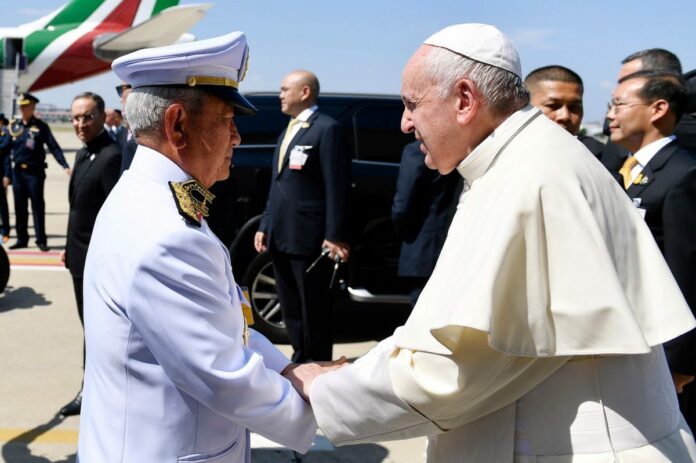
[281,357,349,402]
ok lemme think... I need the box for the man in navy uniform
[79,32,328,462]
[254,70,351,362]
[0,113,12,241]
[8,92,70,251]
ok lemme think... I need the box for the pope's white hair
[424,46,530,115]
[125,86,206,138]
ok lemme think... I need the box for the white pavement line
[9,265,69,272]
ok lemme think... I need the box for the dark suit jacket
[391,141,460,277]
[66,130,121,277]
[259,110,350,256]
[615,140,696,375]
[120,137,137,174]
[114,125,128,151]
[578,135,605,160]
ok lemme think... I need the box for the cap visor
[203,87,257,115]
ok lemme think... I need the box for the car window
[235,103,287,145]
[352,105,412,163]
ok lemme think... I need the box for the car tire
[241,252,289,343]
[0,246,9,293]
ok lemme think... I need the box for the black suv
[209,92,414,341]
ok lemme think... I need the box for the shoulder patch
[168,179,215,228]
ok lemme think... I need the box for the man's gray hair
[125,86,206,138]
[425,46,530,115]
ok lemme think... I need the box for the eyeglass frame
[606,99,650,114]
[70,113,98,124]
[115,84,132,98]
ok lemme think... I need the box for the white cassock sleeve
[128,229,317,452]
[310,328,567,445]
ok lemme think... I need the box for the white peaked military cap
[112,31,257,115]
[424,23,521,78]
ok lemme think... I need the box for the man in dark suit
[59,92,121,417]
[8,92,71,251]
[392,141,461,305]
[254,70,350,362]
[525,65,605,158]
[606,70,696,427]
[602,48,696,169]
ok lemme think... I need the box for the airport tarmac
[0,126,425,462]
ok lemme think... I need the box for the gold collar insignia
[168,179,215,227]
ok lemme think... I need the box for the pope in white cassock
[76,32,334,462]
[293,24,696,462]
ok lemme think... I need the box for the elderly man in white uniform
[77,32,323,462]
[286,24,696,462]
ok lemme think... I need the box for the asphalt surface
[0,126,426,462]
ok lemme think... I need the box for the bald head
[279,70,320,116]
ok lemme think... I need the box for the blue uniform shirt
[9,117,69,172]
[0,127,11,177]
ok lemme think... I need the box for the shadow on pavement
[0,286,51,312]
[251,443,390,462]
[1,415,76,463]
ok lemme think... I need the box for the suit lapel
[626,141,677,197]
[70,149,98,201]
[276,112,317,177]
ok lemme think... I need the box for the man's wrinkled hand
[672,373,695,394]
[282,357,348,401]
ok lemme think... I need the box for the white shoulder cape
[396,108,696,357]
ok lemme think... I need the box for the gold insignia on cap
[168,179,216,227]
[186,76,239,89]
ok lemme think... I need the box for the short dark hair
[524,65,584,93]
[114,109,122,118]
[622,48,682,74]
[72,92,105,113]
[619,70,687,119]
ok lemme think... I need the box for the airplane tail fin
[45,0,180,29]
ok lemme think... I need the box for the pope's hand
[282,357,348,402]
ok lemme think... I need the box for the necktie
[278,118,300,173]
[619,156,639,189]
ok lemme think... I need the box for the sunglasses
[116,84,132,98]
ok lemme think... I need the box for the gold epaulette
[168,179,215,227]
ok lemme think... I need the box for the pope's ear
[454,78,479,126]
[163,103,187,149]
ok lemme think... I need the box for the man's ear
[163,103,188,149]
[300,84,311,102]
[649,99,671,124]
[454,79,479,125]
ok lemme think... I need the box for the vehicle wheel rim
[250,261,285,329]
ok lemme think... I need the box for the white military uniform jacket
[78,146,316,462]
[310,107,696,462]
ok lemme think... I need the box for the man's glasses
[606,100,649,114]
[116,84,132,98]
[71,113,97,124]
